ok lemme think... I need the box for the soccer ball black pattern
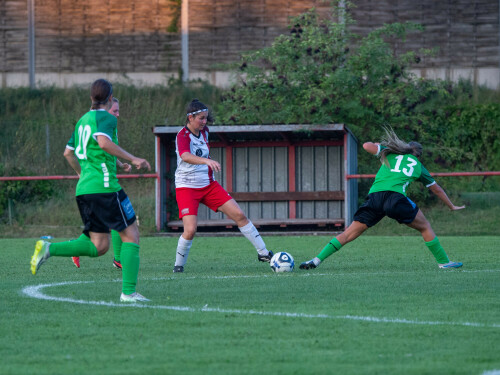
[270,251,294,273]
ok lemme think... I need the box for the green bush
[215,6,441,128]
[0,165,55,221]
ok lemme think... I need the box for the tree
[216,2,443,137]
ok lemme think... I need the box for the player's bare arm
[97,135,151,171]
[180,152,221,172]
[363,142,380,155]
[63,147,81,176]
[428,183,465,211]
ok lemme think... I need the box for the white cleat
[120,292,150,302]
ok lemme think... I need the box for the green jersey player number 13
[391,154,418,176]
[369,147,434,197]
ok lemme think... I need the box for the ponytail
[90,79,113,109]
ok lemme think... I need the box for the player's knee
[96,246,110,256]
[183,227,197,240]
[233,211,247,225]
[121,226,140,244]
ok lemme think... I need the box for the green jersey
[369,146,435,196]
[66,110,121,196]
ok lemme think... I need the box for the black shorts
[353,191,419,227]
[76,189,136,235]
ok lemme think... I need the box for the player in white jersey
[175,122,214,189]
[172,99,274,273]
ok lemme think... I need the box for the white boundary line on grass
[22,280,500,329]
[151,268,500,282]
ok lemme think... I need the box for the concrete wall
[1,0,498,88]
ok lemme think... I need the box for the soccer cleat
[113,258,122,269]
[299,259,318,270]
[31,240,51,275]
[438,261,463,269]
[72,256,80,268]
[120,292,150,302]
[258,250,274,263]
[173,265,184,273]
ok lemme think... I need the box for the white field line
[151,268,500,282]
[22,281,500,329]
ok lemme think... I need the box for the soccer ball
[270,251,294,273]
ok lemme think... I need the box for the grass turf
[1,235,499,375]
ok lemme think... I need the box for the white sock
[175,235,192,267]
[239,221,268,256]
[313,257,321,266]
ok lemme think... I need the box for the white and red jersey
[175,126,214,188]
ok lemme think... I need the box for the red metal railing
[0,174,159,181]
[346,171,500,179]
[0,171,497,182]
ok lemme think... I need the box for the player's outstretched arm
[428,183,465,211]
[63,147,81,176]
[97,135,151,171]
[363,142,380,155]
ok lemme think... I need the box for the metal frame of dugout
[152,124,358,232]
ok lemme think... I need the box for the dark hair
[185,99,213,124]
[379,127,423,167]
[90,79,113,109]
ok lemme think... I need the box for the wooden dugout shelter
[153,124,358,232]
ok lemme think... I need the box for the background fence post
[8,198,13,225]
[46,124,50,160]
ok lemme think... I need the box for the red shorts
[176,181,233,218]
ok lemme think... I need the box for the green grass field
[1,235,499,375]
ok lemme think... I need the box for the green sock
[425,237,450,264]
[50,238,98,257]
[317,238,342,261]
[111,230,122,262]
[77,233,91,242]
[121,242,140,295]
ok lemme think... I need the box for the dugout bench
[152,124,358,232]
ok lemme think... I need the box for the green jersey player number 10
[75,124,92,160]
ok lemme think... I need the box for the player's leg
[31,233,102,275]
[300,193,384,270]
[72,233,116,270]
[107,190,149,302]
[63,194,117,271]
[406,209,462,268]
[173,215,197,273]
[118,222,149,301]
[71,233,92,268]
[173,187,201,273]
[111,230,123,269]
[299,221,368,270]
[217,198,273,262]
